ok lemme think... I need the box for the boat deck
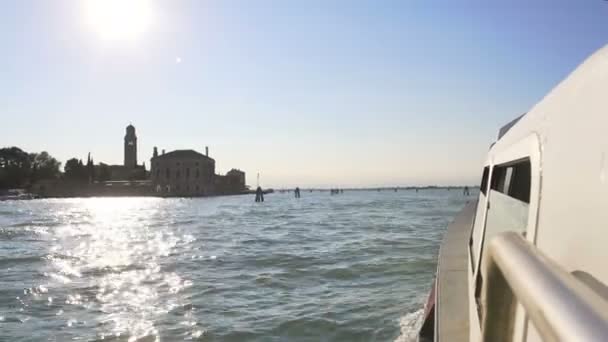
[436,201,475,342]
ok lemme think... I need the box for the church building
[94,124,147,181]
[124,124,138,168]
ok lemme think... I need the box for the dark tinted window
[508,161,531,203]
[490,167,506,192]
[480,167,489,195]
[490,159,531,203]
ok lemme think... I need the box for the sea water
[0,189,473,341]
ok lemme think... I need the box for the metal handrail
[481,232,608,342]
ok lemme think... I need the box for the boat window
[491,159,531,203]
[490,166,506,193]
[480,167,489,195]
[474,158,532,320]
[470,166,490,270]
[484,159,531,244]
[508,161,531,203]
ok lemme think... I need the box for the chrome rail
[481,232,608,342]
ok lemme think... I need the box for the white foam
[394,308,425,342]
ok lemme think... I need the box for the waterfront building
[214,168,247,195]
[227,169,246,185]
[150,147,247,197]
[150,148,216,196]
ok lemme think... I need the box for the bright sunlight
[84,0,154,41]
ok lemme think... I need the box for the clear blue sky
[1,0,607,187]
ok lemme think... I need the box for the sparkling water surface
[0,190,472,341]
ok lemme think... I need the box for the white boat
[418,45,608,341]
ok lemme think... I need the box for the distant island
[0,124,248,198]
[0,125,479,200]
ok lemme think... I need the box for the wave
[0,191,470,341]
[0,255,45,267]
[0,227,49,239]
[394,308,425,342]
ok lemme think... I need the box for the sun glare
[85,0,154,41]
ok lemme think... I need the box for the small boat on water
[418,45,608,341]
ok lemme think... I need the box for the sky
[1,0,608,188]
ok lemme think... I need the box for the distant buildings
[150,148,215,196]
[32,124,247,198]
[150,146,247,197]
[227,169,246,186]
[94,124,146,181]
[146,122,247,196]
[220,169,247,194]
[124,124,138,168]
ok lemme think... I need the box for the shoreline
[0,189,275,201]
[1,187,474,201]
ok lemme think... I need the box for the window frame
[469,133,542,338]
[471,133,542,280]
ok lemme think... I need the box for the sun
[85,0,154,41]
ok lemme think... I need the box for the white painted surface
[465,44,608,341]
[470,192,486,266]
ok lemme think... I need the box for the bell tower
[124,124,137,168]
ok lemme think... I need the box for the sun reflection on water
[44,198,197,341]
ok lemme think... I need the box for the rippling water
[0,189,473,341]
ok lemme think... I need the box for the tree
[86,153,95,183]
[0,147,32,189]
[29,152,61,181]
[64,158,87,180]
[0,147,64,189]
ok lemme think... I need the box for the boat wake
[394,308,424,342]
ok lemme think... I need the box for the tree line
[0,146,112,189]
